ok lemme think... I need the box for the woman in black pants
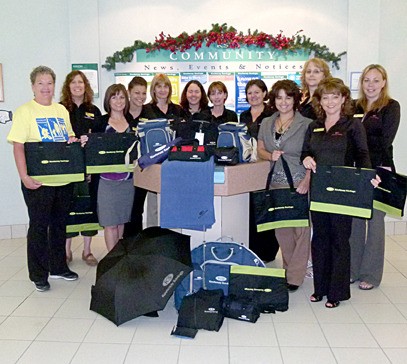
[240,79,279,262]
[301,78,377,308]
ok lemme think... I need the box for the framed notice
[72,63,99,98]
[0,64,4,102]
[350,72,362,92]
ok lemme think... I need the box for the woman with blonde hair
[141,73,184,120]
[299,58,331,120]
[350,64,400,290]
[139,74,184,228]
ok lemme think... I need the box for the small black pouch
[213,147,239,166]
[222,294,260,323]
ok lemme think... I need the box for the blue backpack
[217,122,257,163]
[136,119,174,155]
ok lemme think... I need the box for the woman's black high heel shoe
[325,300,340,308]
[310,293,323,302]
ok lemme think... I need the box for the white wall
[98,0,349,90]
[379,0,407,171]
[0,0,70,227]
[1,0,406,232]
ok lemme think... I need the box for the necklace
[276,115,294,134]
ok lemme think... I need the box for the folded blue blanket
[160,158,215,231]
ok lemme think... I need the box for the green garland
[102,23,346,71]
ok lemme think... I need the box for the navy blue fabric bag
[136,137,182,170]
[160,157,215,231]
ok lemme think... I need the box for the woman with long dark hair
[258,80,312,291]
[60,70,101,266]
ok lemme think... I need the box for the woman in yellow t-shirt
[7,65,79,292]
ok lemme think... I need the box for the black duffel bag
[168,144,210,162]
[222,294,260,323]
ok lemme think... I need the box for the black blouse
[63,103,102,138]
[301,116,371,169]
[141,102,185,121]
[354,99,400,170]
[299,97,317,120]
[239,104,274,139]
[201,107,238,126]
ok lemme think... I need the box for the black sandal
[310,293,323,302]
[325,300,340,308]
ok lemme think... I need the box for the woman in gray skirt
[86,84,135,251]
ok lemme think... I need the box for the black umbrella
[90,227,192,326]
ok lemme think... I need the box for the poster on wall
[72,63,99,98]
[115,72,155,103]
[0,64,4,102]
[180,72,209,101]
[115,72,181,104]
[350,72,362,92]
[235,72,261,114]
[208,72,235,110]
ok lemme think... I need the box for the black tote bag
[25,141,85,183]
[252,157,309,232]
[373,168,407,217]
[310,165,376,219]
[84,132,138,174]
[228,265,288,313]
[66,181,102,233]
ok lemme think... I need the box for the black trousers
[22,183,73,282]
[249,192,279,262]
[123,186,148,238]
[311,211,351,302]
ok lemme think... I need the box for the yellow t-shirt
[7,99,74,143]
[7,99,75,186]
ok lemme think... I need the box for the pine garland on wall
[102,23,346,71]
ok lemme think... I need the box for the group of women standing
[258,59,400,308]
[8,59,400,301]
[66,73,242,257]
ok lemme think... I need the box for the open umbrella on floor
[90,226,192,326]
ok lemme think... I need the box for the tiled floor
[1,236,407,363]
